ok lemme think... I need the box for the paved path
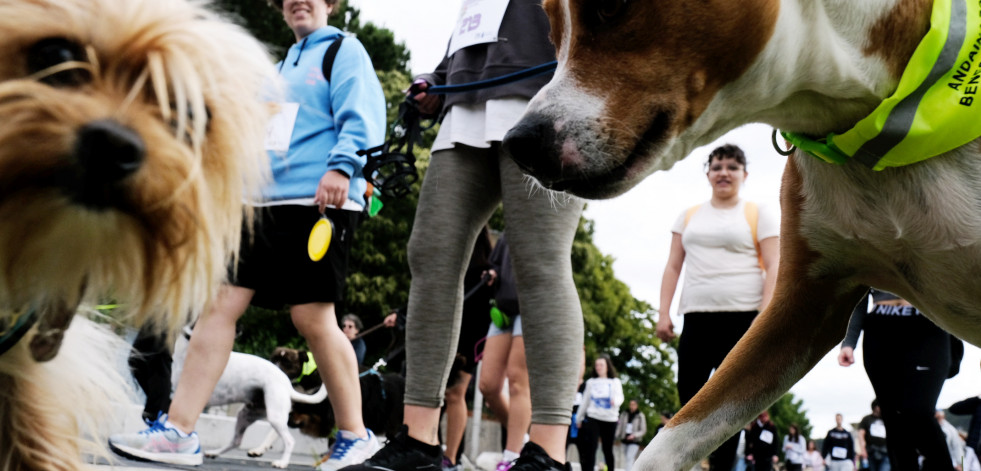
[90,448,322,470]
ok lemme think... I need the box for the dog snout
[503,113,563,186]
[74,119,145,183]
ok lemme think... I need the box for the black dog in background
[269,347,405,438]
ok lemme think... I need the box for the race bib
[831,447,848,459]
[448,0,509,56]
[265,102,299,152]
[759,430,774,444]
[593,397,612,408]
[625,424,634,434]
[870,421,886,438]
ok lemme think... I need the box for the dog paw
[248,448,266,457]
[272,459,289,468]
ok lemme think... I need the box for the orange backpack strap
[743,201,764,270]
[683,204,701,229]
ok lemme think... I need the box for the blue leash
[415,61,558,96]
[363,61,558,199]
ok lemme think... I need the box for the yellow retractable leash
[307,215,333,261]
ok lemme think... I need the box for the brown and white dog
[0,0,272,469]
[504,0,981,469]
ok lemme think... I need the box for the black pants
[864,324,953,471]
[578,418,617,471]
[129,326,172,422]
[678,311,757,471]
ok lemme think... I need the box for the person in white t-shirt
[804,440,826,471]
[784,424,808,471]
[576,354,625,471]
[656,144,780,471]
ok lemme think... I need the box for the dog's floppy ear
[269,346,287,360]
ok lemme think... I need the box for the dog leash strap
[417,61,558,96]
[462,272,493,301]
[0,307,38,356]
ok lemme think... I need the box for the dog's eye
[27,37,92,87]
[591,0,628,24]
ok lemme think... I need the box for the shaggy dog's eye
[593,0,627,24]
[27,37,92,87]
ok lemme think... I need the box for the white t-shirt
[431,97,529,152]
[671,199,780,314]
[579,377,624,423]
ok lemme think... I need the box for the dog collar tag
[307,216,333,262]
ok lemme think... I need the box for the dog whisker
[26,60,94,84]
[121,66,151,118]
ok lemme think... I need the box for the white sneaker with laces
[317,429,381,471]
[108,413,203,466]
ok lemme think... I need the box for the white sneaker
[108,413,203,466]
[317,429,381,471]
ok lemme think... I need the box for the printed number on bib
[448,0,509,56]
[870,421,887,438]
[265,102,299,152]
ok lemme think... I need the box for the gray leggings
[404,144,584,425]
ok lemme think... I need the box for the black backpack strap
[322,36,344,83]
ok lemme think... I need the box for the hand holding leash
[315,169,349,213]
[407,79,441,117]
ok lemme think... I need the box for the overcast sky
[348,0,981,436]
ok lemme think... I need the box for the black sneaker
[509,442,572,471]
[339,425,441,471]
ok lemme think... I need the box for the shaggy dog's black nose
[70,119,146,208]
[75,119,145,182]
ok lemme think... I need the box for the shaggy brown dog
[0,0,273,469]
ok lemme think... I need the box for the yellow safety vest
[782,0,981,170]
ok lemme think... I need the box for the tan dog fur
[0,0,273,469]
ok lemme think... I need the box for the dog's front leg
[635,159,867,471]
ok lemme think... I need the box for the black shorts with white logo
[232,204,359,309]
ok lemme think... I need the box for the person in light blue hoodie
[108,1,386,469]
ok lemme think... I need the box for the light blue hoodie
[266,26,386,207]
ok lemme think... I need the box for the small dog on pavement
[0,0,273,470]
[156,328,328,469]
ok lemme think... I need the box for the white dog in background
[160,328,327,469]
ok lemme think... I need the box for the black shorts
[232,205,359,310]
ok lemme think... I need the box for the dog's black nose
[503,113,561,185]
[75,119,145,182]
[502,114,555,178]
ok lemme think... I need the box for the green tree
[768,392,814,445]
[573,215,679,443]
[211,0,410,74]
